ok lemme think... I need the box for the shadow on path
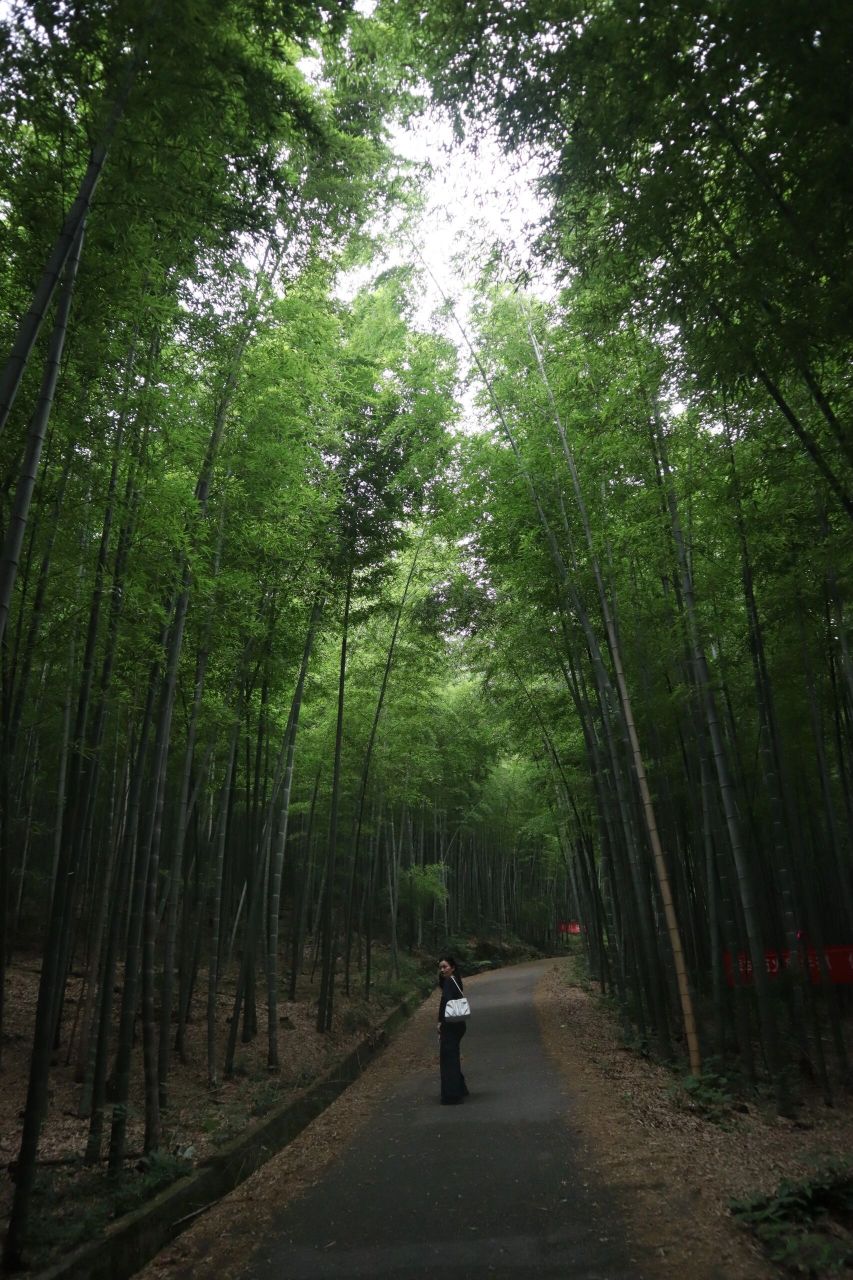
[242,960,642,1279]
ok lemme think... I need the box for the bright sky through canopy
[338,106,553,432]
[389,112,553,310]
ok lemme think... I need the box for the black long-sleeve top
[438,972,464,1024]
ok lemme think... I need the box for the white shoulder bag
[444,974,471,1021]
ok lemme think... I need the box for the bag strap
[450,975,464,997]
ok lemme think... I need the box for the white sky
[338,108,555,431]
[347,0,553,308]
[388,112,552,312]
[300,8,555,431]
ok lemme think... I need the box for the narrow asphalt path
[241,960,640,1279]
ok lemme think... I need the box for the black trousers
[439,1021,469,1102]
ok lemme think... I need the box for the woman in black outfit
[437,955,469,1105]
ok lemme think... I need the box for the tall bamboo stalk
[317,568,352,1033]
[267,598,322,1069]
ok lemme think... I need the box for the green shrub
[110,1153,192,1218]
[24,1170,110,1266]
[250,1081,283,1118]
[22,1153,192,1267]
[669,1069,735,1125]
[377,976,412,1003]
[341,1005,372,1034]
[731,1159,853,1276]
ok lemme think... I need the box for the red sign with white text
[723,945,853,987]
[558,921,582,935]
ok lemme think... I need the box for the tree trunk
[317,568,352,1033]
[207,725,240,1089]
[0,224,85,647]
[652,416,787,1106]
[0,239,94,1266]
[344,534,425,992]
[267,598,322,1069]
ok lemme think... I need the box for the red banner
[723,945,853,987]
[558,921,582,935]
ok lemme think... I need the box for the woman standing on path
[437,956,469,1105]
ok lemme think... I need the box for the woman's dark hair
[437,955,462,990]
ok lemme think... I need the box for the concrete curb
[33,992,427,1280]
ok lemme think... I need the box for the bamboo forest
[1,0,852,1273]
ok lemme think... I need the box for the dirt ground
[137,958,853,1280]
[536,959,853,1279]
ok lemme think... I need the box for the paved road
[242,960,639,1279]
